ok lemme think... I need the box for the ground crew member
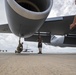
[38,35,42,54]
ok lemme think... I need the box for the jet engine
[5,0,53,38]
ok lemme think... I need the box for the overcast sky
[48,0,76,18]
[0,0,76,53]
[0,0,76,24]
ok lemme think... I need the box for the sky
[0,0,76,53]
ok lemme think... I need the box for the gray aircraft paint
[5,0,53,38]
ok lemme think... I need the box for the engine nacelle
[5,0,53,38]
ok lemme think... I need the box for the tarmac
[0,53,76,75]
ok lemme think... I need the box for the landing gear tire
[15,50,21,53]
[15,50,18,53]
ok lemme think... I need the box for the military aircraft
[23,49,33,52]
[0,0,76,53]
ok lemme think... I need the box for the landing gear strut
[15,37,23,53]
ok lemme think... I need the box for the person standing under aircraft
[38,35,43,54]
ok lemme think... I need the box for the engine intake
[16,0,40,12]
[5,0,53,38]
[15,0,51,12]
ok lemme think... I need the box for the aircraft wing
[0,15,75,34]
[0,16,76,47]
[25,15,76,43]
[39,15,75,35]
[25,15,76,47]
[0,24,11,33]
